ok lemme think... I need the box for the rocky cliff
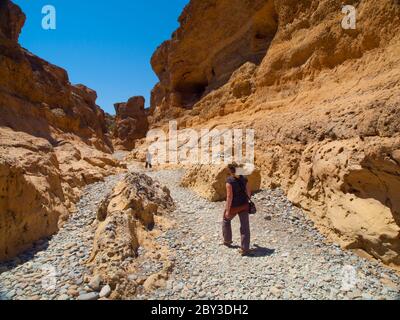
[0,1,123,261]
[147,0,400,268]
[113,96,149,150]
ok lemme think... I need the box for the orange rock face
[147,0,400,267]
[149,0,278,124]
[0,128,68,260]
[113,96,149,150]
[0,1,123,261]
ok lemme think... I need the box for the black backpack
[235,176,257,215]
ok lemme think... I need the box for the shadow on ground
[250,244,275,258]
[0,237,50,273]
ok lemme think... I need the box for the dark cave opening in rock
[176,81,209,109]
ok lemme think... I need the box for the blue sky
[13,0,188,114]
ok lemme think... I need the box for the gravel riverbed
[0,175,123,301]
[140,169,400,300]
[1,168,399,300]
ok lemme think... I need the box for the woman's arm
[225,183,233,218]
[246,182,252,199]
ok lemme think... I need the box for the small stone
[347,289,362,300]
[99,285,112,298]
[128,274,138,282]
[362,293,373,300]
[77,292,99,301]
[67,288,79,297]
[88,275,102,292]
[270,286,282,297]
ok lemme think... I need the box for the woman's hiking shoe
[223,241,234,248]
[240,249,255,257]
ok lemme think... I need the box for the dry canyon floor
[0,162,400,300]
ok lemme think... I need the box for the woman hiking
[222,163,254,256]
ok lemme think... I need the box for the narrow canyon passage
[0,166,400,300]
[1,0,399,304]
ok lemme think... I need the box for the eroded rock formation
[0,1,124,261]
[146,0,400,268]
[89,173,174,298]
[0,128,68,259]
[149,0,278,124]
[113,96,149,150]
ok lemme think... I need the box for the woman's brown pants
[222,204,250,251]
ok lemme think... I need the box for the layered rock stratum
[0,1,124,261]
[144,0,400,268]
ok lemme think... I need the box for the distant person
[222,163,253,256]
[145,150,153,169]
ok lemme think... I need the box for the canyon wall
[113,96,149,150]
[0,1,123,261]
[147,0,400,268]
[149,0,278,124]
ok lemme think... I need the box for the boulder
[181,164,261,202]
[88,172,174,297]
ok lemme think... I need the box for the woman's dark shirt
[227,175,248,208]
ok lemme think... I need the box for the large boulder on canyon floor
[181,164,261,202]
[113,96,149,150]
[88,172,174,298]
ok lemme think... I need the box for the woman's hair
[228,163,239,174]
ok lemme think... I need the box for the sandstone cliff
[147,0,400,268]
[113,96,149,151]
[0,1,123,261]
